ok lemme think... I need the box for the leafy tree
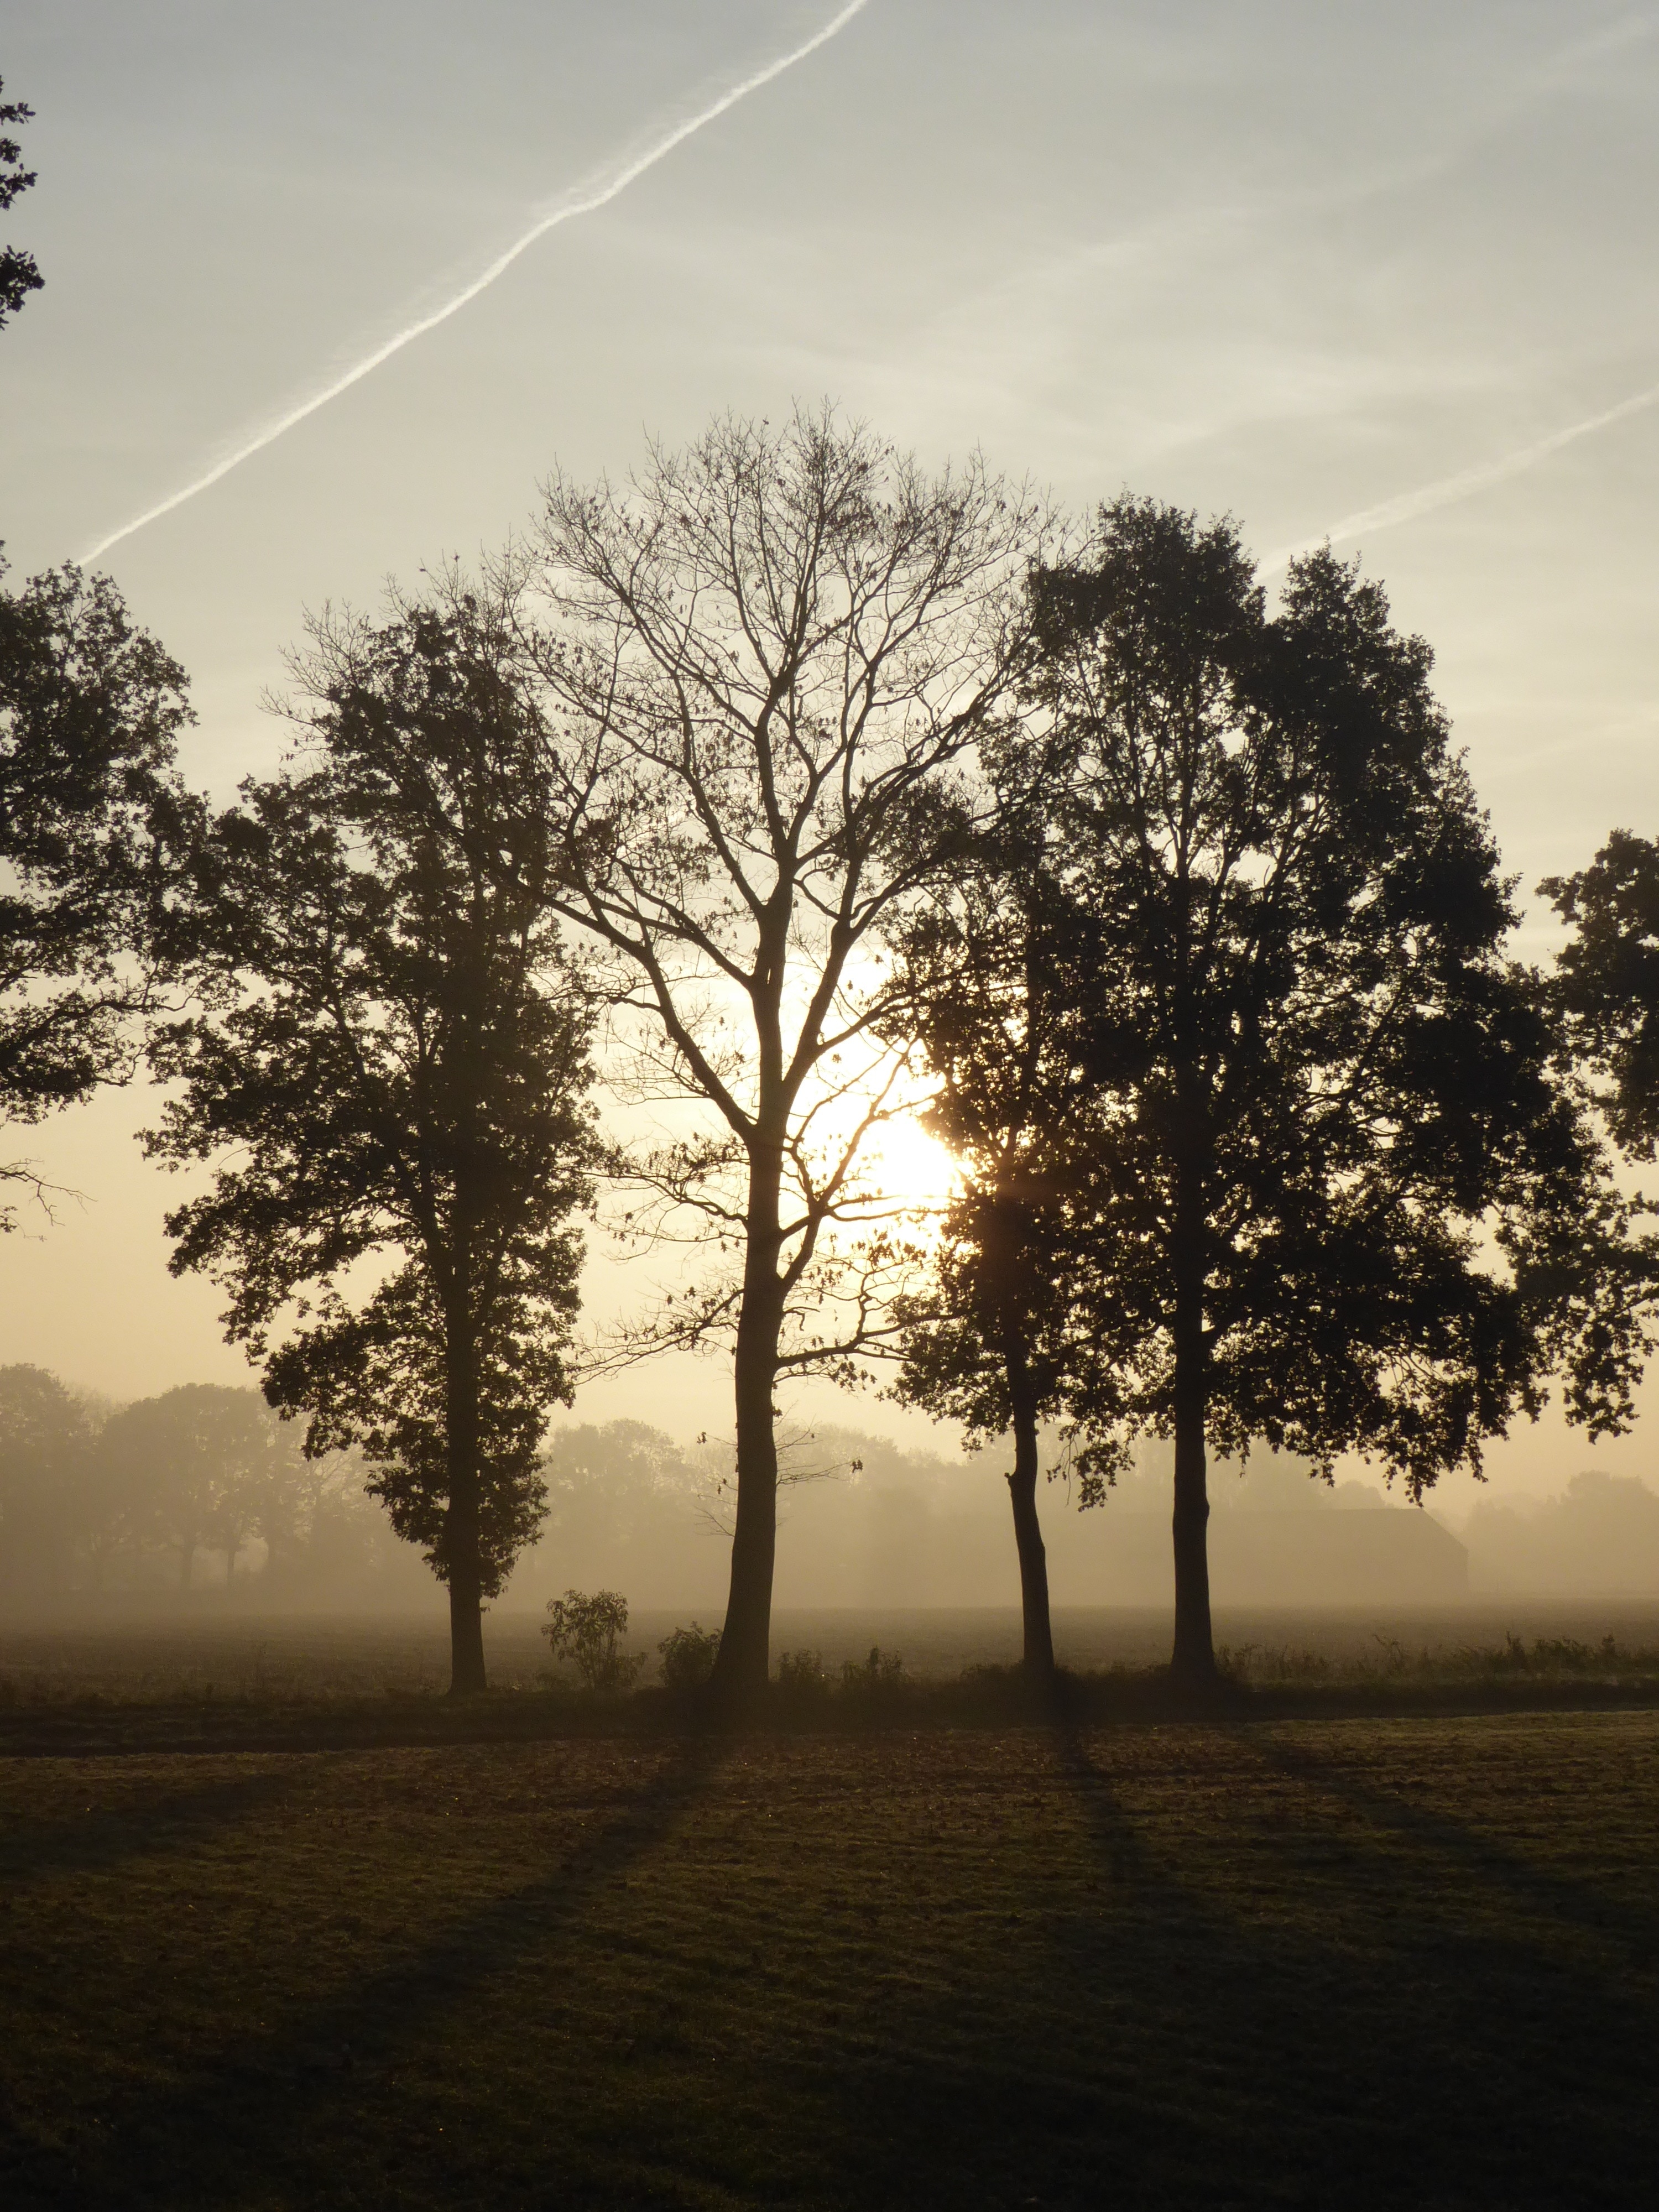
[0,564,195,1225]
[96,1384,293,1589]
[1,77,42,329]
[886,839,1105,1678]
[1541,831,1659,1156]
[1004,497,1650,1682]
[148,591,598,1692]
[516,405,1042,1701]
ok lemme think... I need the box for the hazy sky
[3,1,1658,1501]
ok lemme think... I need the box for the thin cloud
[1259,377,1659,575]
[79,0,872,565]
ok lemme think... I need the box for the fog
[6,1366,1655,1623]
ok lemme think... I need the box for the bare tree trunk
[1004,1344,1055,1679]
[1170,1171,1214,1683]
[708,1128,786,1708]
[445,1318,488,1696]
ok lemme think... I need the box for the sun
[863,1112,961,1211]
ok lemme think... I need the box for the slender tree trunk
[1169,1167,1214,1683]
[708,1125,786,1708]
[1004,1343,1055,1679]
[445,1318,488,1696]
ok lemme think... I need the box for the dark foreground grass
[2,1710,1656,2211]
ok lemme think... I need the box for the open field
[3,1707,1657,2210]
[3,1601,1659,1703]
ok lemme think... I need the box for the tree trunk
[708,1128,786,1708]
[1169,1178,1214,1683]
[445,1318,488,1696]
[1004,1344,1055,1679]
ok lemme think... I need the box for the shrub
[839,1645,905,1697]
[775,1648,829,1699]
[541,1589,645,1694]
[658,1621,720,1693]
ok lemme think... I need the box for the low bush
[541,1590,646,1695]
[658,1621,721,1693]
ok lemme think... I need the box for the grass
[2,1703,1657,2209]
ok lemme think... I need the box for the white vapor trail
[80,0,872,565]
[1260,377,1659,575]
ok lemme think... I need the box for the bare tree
[513,407,1043,1701]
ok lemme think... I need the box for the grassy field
[3,1703,1656,2210]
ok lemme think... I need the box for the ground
[2,1707,1655,2209]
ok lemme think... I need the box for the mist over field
[4,1371,1656,1632]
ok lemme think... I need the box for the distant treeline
[4,1381,1657,1613]
[0,1366,427,1605]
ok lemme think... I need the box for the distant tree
[1,78,42,330]
[1006,497,1651,1683]
[148,589,599,1692]
[0,564,195,1225]
[1542,831,1659,1157]
[97,1384,286,1590]
[0,1364,101,1594]
[886,835,1106,1679]
[515,405,1042,1702]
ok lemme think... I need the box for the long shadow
[3,1731,728,2211]
[1246,1724,1659,1957]
[0,1773,290,1888]
[804,1724,1659,2212]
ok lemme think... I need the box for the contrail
[1260,376,1659,575]
[81,0,872,565]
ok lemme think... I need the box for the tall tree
[0,564,194,1226]
[1542,831,1659,1156]
[149,591,598,1692]
[1,77,42,329]
[515,406,1041,1702]
[1012,497,1649,1683]
[886,836,1108,1679]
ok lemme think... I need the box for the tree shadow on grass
[0,1773,291,1891]
[802,1725,1659,2212]
[2,1733,728,2212]
[1245,1725,1659,1959]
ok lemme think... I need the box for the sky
[2,0,1658,1505]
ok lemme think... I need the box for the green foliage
[542,1589,645,1694]
[656,1621,720,1693]
[148,585,599,1646]
[0,564,195,1220]
[1008,499,1650,1492]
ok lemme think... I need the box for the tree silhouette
[1006,498,1651,1682]
[149,591,598,1691]
[1542,831,1659,1157]
[1,78,42,330]
[0,564,195,1227]
[886,833,1109,1678]
[514,406,1042,1702]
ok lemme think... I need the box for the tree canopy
[0,563,195,1224]
[0,77,42,329]
[1542,830,1659,1158]
[148,589,598,1691]
[512,404,1044,1700]
[967,497,1653,1678]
